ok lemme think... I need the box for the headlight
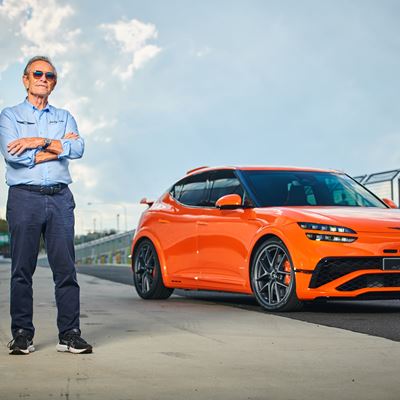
[298,222,356,234]
[305,233,357,243]
[298,222,357,243]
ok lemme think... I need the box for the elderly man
[0,56,92,355]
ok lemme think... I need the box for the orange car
[131,166,400,311]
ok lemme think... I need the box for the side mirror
[215,194,242,210]
[140,197,154,207]
[382,198,398,209]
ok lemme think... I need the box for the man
[0,56,92,355]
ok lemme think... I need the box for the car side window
[170,172,209,207]
[207,170,245,207]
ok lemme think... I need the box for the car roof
[185,165,341,176]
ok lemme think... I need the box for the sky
[1,0,400,233]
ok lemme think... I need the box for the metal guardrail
[38,229,135,267]
[354,169,400,205]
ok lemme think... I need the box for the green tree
[0,218,8,233]
[0,218,10,257]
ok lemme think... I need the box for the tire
[133,239,174,300]
[251,238,303,312]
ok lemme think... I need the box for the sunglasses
[31,70,57,81]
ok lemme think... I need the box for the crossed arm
[8,133,79,164]
[0,109,84,168]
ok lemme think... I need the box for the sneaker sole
[9,344,35,355]
[56,343,92,354]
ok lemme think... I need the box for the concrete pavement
[1,260,400,400]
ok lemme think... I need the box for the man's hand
[35,150,58,164]
[8,133,79,157]
[8,137,44,156]
[42,132,79,156]
[64,132,79,140]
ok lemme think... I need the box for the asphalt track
[74,264,400,342]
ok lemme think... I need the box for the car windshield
[241,170,386,208]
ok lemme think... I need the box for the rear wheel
[133,239,174,299]
[251,238,303,312]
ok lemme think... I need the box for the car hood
[255,206,400,233]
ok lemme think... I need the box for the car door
[160,172,210,286]
[196,170,256,290]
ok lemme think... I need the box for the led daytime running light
[298,222,356,234]
[305,233,357,243]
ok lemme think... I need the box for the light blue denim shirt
[0,99,84,186]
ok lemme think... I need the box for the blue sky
[1,0,400,233]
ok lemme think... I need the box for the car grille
[309,257,383,288]
[337,273,400,291]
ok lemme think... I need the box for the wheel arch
[248,233,286,283]
[248,232,303,311]
[131,231,169,281]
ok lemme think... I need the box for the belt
[13,183,67,195]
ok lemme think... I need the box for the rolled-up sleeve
[58,112,85,160]
[0,108,37,168]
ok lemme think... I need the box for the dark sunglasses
[31,70,57,81]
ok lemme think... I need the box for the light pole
[75,209,104,233]
[87,202,127,232]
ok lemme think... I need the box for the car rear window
[170,172,209,207]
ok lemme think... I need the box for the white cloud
[95,79,105,90]
[79,116,117,136]
[0,63,9,80]
[0,0,31,19]
[0,5,163,223]
[62,97,117,136]
[101,18,158,53]
[116,44,161,81]
[93,136,112,143]
[70,164,99,189]
[100,18,161,80]
[63,96,90,114]
[0,0,79,58]
[58,61,72,79]
[195,46,211,58]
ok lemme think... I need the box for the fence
[38,230,135,267]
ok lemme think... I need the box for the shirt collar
[23,98,54,115]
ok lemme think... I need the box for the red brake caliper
[283,260,291,285]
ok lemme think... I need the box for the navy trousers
[6,185,80,338]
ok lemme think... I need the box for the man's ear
[22,74,29,91]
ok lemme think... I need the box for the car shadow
[72,265,400,342]
[176,289,400,342]
[176,289,400,314]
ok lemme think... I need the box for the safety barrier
[38,230,135,267]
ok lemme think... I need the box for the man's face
[22,60,57,98]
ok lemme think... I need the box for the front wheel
[251,238,303,312]
[133,239,174,300]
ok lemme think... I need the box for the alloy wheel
[134,242,156,295]
[253,242,294,309]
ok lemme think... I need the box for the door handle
[197,221,208,226]
[158,219,170,224]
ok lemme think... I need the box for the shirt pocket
[48,119,66,138]
[15,119,37,137]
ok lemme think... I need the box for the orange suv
[131,166,400,311]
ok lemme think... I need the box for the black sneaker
[56,329,93,354]
[7,329,35,355]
